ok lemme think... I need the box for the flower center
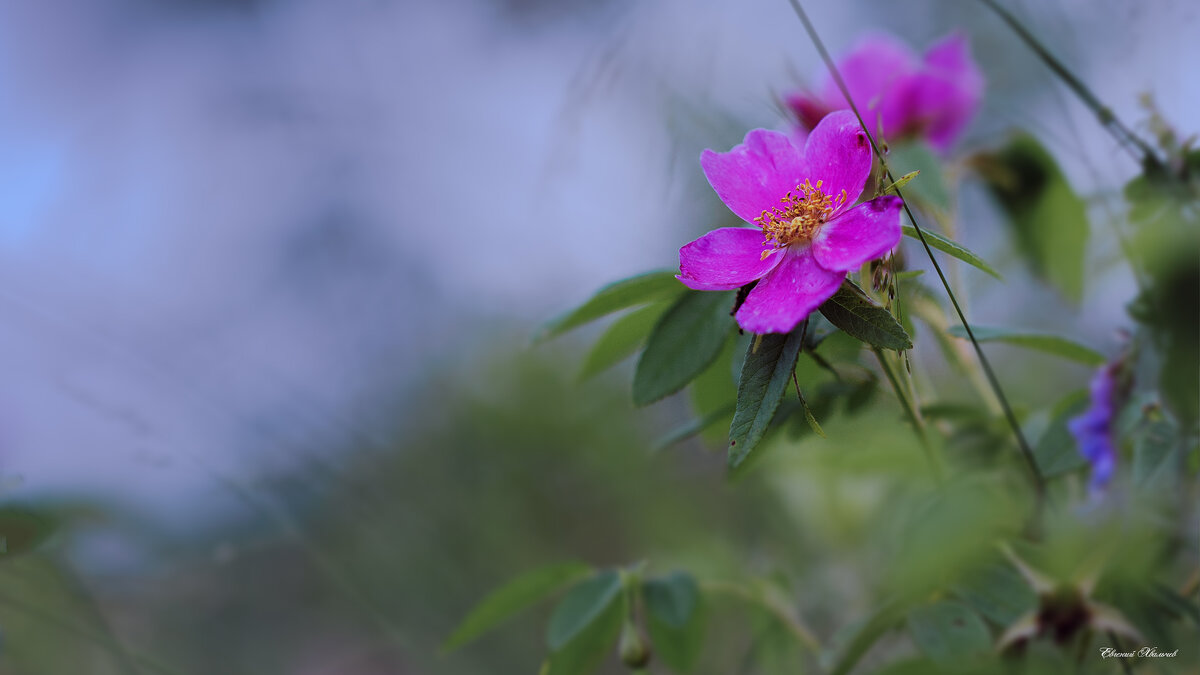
[754,179,847,259]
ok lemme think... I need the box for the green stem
[785,0,1045,508]
[873,348,942,484]
[699,579,820,652]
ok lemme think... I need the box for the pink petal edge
[677,227,783,291]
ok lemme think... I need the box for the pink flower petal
[812,196,903,272]
[816,32,917,128]
[701,129,808,223]
[919,32,984,153]
[735,247,844,334]
[803,110,874,208]
[677,227,782,290]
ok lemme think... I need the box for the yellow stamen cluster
[754,179,847,260]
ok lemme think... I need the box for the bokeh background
[0,0,1195,673]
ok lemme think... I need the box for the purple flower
[784,31,984,154]
[678,111,902,334]
[1067,362,1121,494]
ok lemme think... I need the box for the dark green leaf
[538,270,683,341]
[442,561,593,651]
[946,325,1104,366]
[643,572,699,629]
[977,133,1089,300]
[728,325,808,469]
[901,225,1002,280]
[633,291,733,406]
[906,601,992,665]
[1034,391,1089,478]
[578,302,670,380]
[543,590,625,675]
[547,570,623,650]
[819,281,912,352]
[644,572,705,672]
[0,507,56,560]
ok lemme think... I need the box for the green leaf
[889,142,950,210]
[818,281,912,352]
[538,270,684,341]
[546,570,623,650]
[643,572,699,628]
[901,225,1002,280]
[727,325,808,469]
[953,561,1038,626]
[578,302,670,379]
[906,601,992,665]
[0,507,56,560]
[644,572,705,673]
[946,325,1105,366]
[1132,419,1178,489]
[882,170,921,196]
[633,291,733,406]
[442,561,593,651]
[977,133,1089,300]
[1033,390,1089,478]
[654,405,736,451]
[543,590,625,675]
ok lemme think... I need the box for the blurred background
[0,0,1195,673]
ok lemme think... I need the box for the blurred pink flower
[678,111,902,334]
[785,31,984,154]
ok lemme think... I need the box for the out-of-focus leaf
[578,302,670,380]
[0,507,56,560]
[443,562,593,651]
[1033,391,1089,478]
[907,601,992,665]
[689,337,739,443]
[901,225,1002,279]
[633,291,733,406]
[976,133,1088,300]
[538,270,684,341]
[644,572,705,673]
[889,142,950,210]
[728,325,808,469]
[547,570,623,650]
[882,170,921,196]
[1132,419,1178,489]
[819,281,912,352]
[953,560,1037,626]
[946,325,1104,366]
[543,588,624,675]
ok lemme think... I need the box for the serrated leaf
[727,325,808,469]
[547,570,623,650]
[633,291,733,406]
[578,302,670,380]
[946,325,1104,366]
[1034,390,1089,478]
[977,133,1088,300]
[442,562,593,651]
[906,601,991,665]
[538,270,684,341]
[818,281,912,352]
[902,225,1002,279]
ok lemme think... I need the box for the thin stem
[699,579,820,652]
[977,0,1160,167]
[785,0,1045,506]
[874,348,942,484]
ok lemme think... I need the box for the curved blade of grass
[901,225,1001,280]
[946,325,1104,366]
